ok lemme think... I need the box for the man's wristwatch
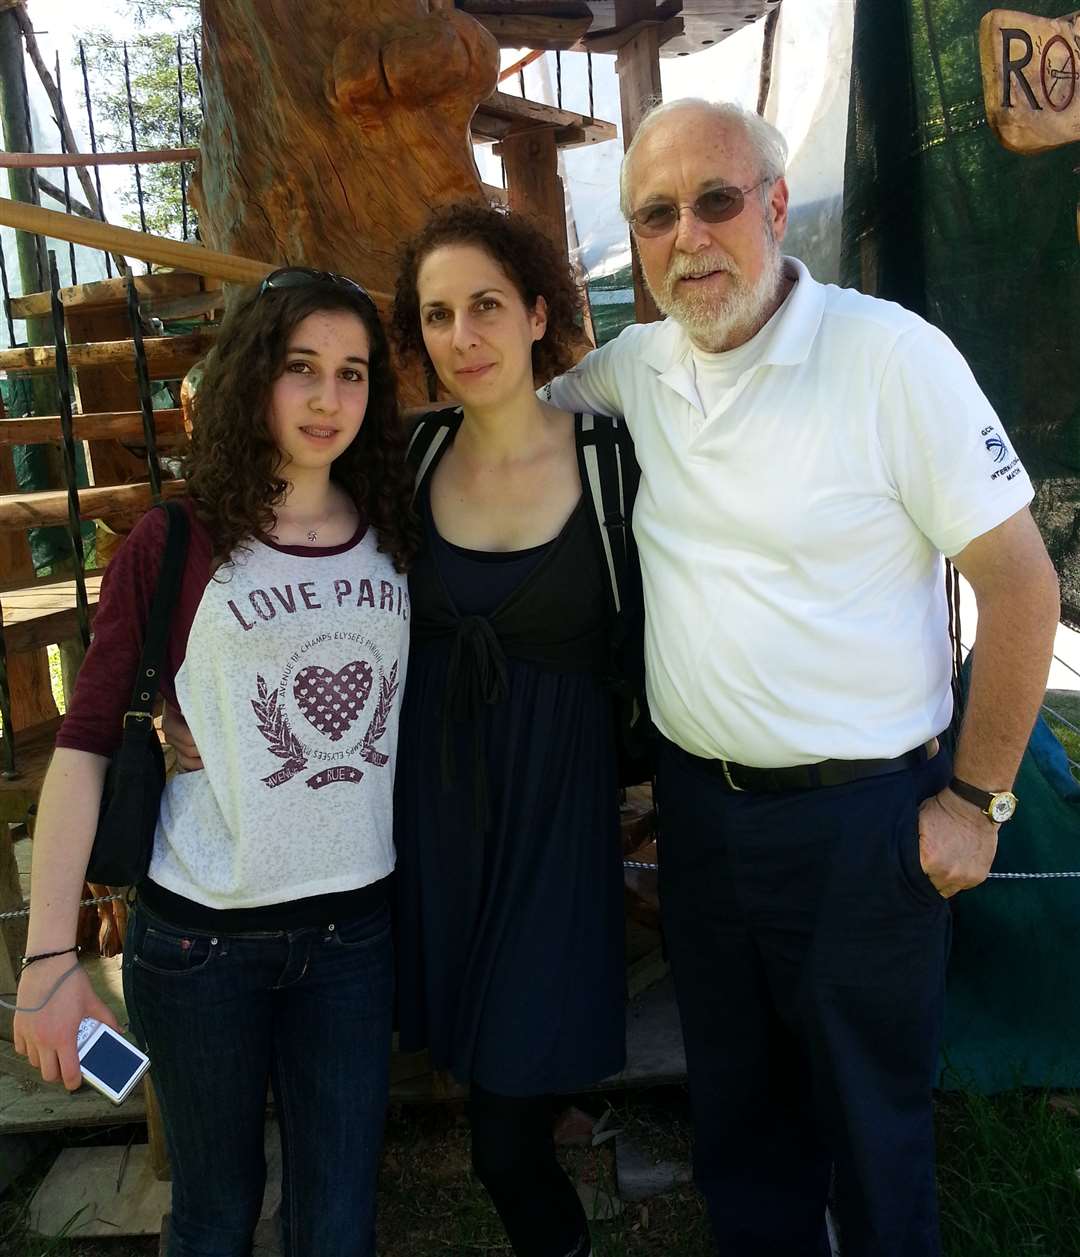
[948,776,1018,824]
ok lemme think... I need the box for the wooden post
[493,129,569,265]
[614,4,663,324]
[143,1075,171,1182]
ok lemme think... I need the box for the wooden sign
[980,9,1080,153]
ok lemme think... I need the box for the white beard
[647,234,785,352]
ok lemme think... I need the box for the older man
[544,99,1059,1257]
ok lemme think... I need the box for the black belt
[680,737,941,794]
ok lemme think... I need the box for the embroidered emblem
[985,434,1008,463]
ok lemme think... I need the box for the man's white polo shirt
[544,257,1034,767]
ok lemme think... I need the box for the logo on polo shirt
[985,433,1008,463]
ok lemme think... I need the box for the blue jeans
[123,898,394,1257]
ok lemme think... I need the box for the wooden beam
[0,197,274,286]
[9,272,222,320]
[0,479,185,532]
[0,148,200,169]
[616,16,663,324]
[494,128,568,263]
[0,409,185,446]
[0,331,215,377]
[477,13,593,49]
[472,90,616,148]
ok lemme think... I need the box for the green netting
[841,0,1080,621]
[842,0,1080,1092]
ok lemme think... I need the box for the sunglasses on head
[258,266,377,310]
[628,179,769,239]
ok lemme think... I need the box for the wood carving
[979,9,1080,153]
[193,2,500,317]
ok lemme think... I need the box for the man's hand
[161,700,203,772]
[917,788,999,898]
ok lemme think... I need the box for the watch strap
[949,776,1005,814]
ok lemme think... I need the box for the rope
[624,864,1080,879]
[0,891,125,922]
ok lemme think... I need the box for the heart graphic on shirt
[292,660,374,741]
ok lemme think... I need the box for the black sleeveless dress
[394,427,626,1095]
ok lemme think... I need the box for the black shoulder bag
[85,500,190,887]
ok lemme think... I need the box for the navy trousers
[657,738,952,1257]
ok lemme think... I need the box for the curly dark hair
[184,280,419,572]
[390,202,583,385]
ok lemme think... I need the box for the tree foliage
[73,5,202,240]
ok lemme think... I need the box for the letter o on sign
[1040,34,1076,111]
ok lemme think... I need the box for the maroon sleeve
[55,498,214,756]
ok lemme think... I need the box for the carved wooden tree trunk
[194,1,499,313]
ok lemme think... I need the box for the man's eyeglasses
[627,180,770,239]
[258,266,376,310]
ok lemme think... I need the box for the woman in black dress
[390,205,629,1257]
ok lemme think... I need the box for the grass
[2,1088,1079,1256]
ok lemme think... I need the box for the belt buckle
[720,760,746,792]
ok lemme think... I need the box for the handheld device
[76,1017,150,1105]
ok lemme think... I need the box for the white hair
[619,99,789,218]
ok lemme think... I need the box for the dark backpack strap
[575,412,638,619]
[407,408,461,500]
[124,500,190,726]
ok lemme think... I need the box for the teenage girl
[14,269,417,1257]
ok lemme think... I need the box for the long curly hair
[391,202,583,385]
[184,281,418,572]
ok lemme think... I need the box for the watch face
[989,793,1017,824]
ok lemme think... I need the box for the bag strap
[407,409,460,500]
[123,500,190,727]
[575,413,637,619]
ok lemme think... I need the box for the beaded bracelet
[19,945,80,974]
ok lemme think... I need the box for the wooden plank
[473,90,617,148]
[9,272,221,320]
[979,8,1080,154]
[0,147,200,169]
[66,304,173,509]
[0,478,185,533]
[476,12,594,48]
[0,572,105,654]
[0,196,275,286]
[0,409,185,447]
[495,129,569,263]
[0,330,214,377]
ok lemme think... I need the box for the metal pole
[79,40,110,278]
[0,244,17,346]
[125,274,162,502]
[47,251,91,652]
[122,43,148,238]
[54,54,77,284]
[176,36,189,241]
[192,35,204,116]
[587,52,595,119]
[556,51,562,110]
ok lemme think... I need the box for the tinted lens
[631,203,679,238]
[695,186,744,223]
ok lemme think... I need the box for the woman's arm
[13,748,120,1090]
